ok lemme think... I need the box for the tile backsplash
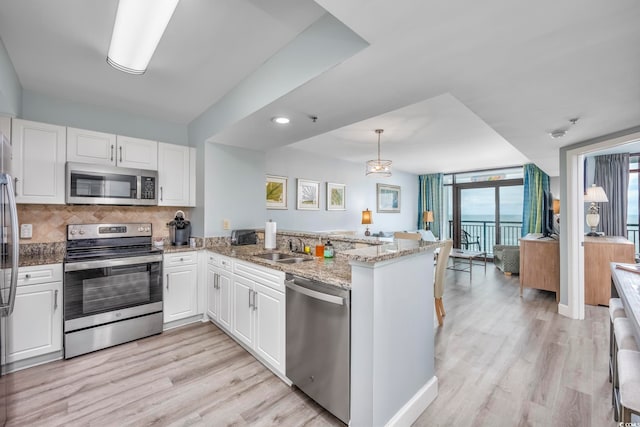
[17,204,193,243]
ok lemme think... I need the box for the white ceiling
[1,0,639,177]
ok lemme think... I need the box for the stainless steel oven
[63,223,163,358]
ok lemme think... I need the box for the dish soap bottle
[324,240,334,258]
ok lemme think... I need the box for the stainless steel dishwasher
[285,274,350,424]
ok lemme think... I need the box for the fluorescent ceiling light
[271,117,291,125]
[107,0,180,75]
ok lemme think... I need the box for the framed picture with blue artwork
[377,183,400,213]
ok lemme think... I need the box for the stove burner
[65,223,158,263]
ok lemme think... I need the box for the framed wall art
[297,179,320,210]
[266,175,288,209]
[326,182,346,211]
[377,183,401,213]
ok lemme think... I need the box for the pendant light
[366,129,392,177]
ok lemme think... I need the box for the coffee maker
[168,210,191,246]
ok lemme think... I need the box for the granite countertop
[206,240,443,289]
[19,242,66,267]
[206,244,352,288]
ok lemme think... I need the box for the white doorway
[563,129,640,319]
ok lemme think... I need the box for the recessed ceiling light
[271,117,290,125]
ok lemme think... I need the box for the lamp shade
[584,184,608,203]
[423,211,434,223]
[361,209,372,225]
[552,199,560,214]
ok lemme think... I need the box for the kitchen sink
[276,257,314,264]
[254,252,314,263]
[254,252,297,261]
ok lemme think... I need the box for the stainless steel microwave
[66,162,157,206]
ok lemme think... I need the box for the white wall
[21,90,188,146]
[204,142,265,236]
[265,146,419,234]
[0,37,21,117]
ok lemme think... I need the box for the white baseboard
[558,303,575,319]
[385,376,438,427]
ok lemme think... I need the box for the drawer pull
[25,274,31,279]
[166,274,169,291]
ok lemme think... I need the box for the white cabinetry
[157,142,195,207]
[66,127,116,166]
[232,259,285,374]
[12,119,66,204]
[6,264,63,366]
[116,135,158,170]
[66,128,157,170]
[163,252,198,324]
[206,252,232,332]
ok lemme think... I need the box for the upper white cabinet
[12,119,66,204]
[67,128,157,170]
[66,127,116,166]
[116,135,158,170]
[158,142,195,207]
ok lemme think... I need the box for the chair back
[434,240,453,298]
[394,232,421,240]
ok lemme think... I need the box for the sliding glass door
[453,180,523,254]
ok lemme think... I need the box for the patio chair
[461,230,480,250]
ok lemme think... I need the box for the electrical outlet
[223,219,230,230]
[20,223,32,239]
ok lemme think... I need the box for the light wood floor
[414,266,614,427]
[5,322,343,426]
[5,265,614,426]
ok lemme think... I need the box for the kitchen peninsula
[205,233,442,426]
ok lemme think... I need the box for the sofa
[493,245,520,275]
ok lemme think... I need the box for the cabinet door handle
[166,273,169,291]
[253,291,258,311]
[110,144,114,162]
[14,177,17,196]
[248,289,253,308]
[119,146,123,163]
[54,289,58,310]
[160,186,163,202]
[214,273,219,289]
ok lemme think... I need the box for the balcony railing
[627,224,639,254]
[445,222,640,256]
[448,220,523,255]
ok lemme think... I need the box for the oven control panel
[68,223,153,240]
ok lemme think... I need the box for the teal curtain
[418,173,444,238]
[522,163,550,236]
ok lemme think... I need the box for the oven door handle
[64,254,163,272]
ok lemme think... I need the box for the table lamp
[362,209,372,236]
[423,211,434,230]
[584,184,608,237]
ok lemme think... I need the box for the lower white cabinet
[163,252,198,324]
[7,264,63,364]
[207,263,232,332]
[232,264,285,374]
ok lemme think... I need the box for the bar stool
[609,298,626,382]
[617,349,640,423]
[613,318,639,421]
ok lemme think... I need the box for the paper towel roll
[264,220,277,249]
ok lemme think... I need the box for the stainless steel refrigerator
[0,131,18,426]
